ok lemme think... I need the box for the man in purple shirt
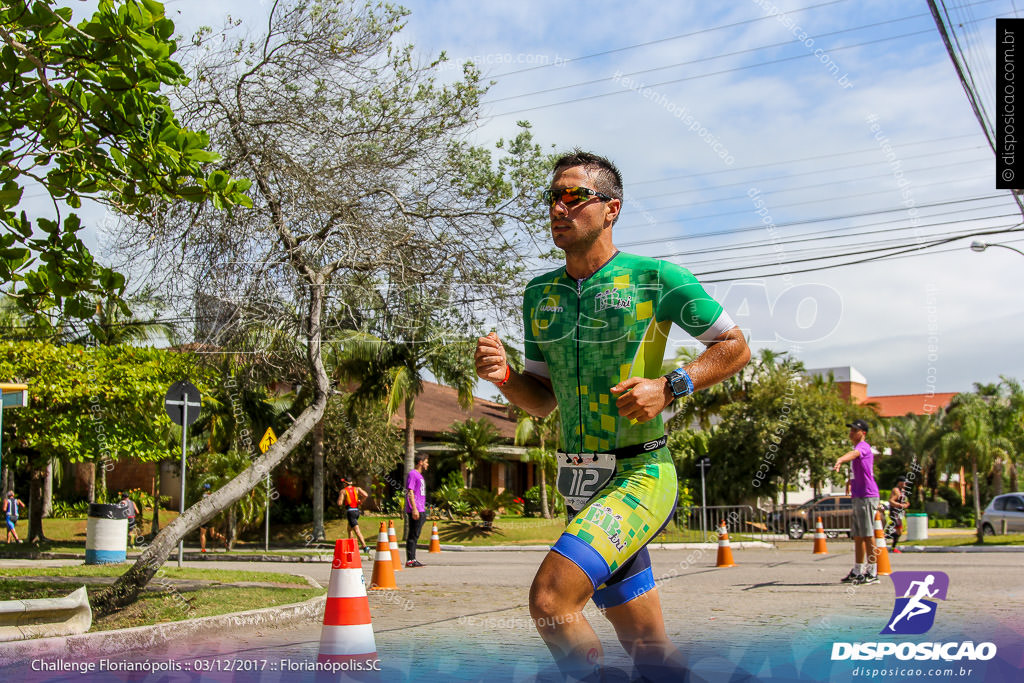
[404,453,429,568]
[833,419,880,585]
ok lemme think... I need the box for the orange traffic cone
[388,520,403,571]
[872,509,892,576]
[715,520,736,568]
[370,522,397,590]
[318,538,377,665]
[428,523,442,554]
[812,516,829,555]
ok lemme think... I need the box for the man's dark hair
[414,453,428,466]
[552,149,624,202]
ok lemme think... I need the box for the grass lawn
[0,580,322,632]
[907,532,1024,547]
[0,565,311,585]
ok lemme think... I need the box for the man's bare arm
[475,332,557,417]
[614,326,750,422]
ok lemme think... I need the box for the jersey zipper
[575,277,584,453]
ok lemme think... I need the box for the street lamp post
[970,240,1024,257]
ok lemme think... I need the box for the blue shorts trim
[551,533,609,591]
[593,552,656,609]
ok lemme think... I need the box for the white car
[980,493,1024,535]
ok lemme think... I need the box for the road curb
[900,545,1024,553]
[0,593,326,665]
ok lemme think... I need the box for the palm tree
[343,330,477,476]
[889,413,942,504]
[940,394,1011,543]
[440,418,502,489]
[66,285,177,346]
[514,407,559,519]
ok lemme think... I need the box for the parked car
[981,492,1024,535]
[770,495,855,539]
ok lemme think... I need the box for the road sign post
[259,427,276,553]
[697,456,711,539]
[164,380,201,568]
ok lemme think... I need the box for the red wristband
[496,364,511,387]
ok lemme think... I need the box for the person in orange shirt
[338,478,370,555]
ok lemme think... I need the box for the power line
[485,10,932,105]
[488,27,939,118]
[613,194,1006,246]
[487,0,855,78]
[695,223,1024,282]
[615,180,997,232]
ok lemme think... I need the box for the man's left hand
[611,377,672,423]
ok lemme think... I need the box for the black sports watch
[664,368,694,400]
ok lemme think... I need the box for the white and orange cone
[715,520,736,568]
[428,523,441,554]
[812,516,829,555]
[317,538,378,666]
[872,509,893,576]
[387,520,403,571]
[370,522,397,590]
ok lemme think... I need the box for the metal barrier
[0,586,92,642]
[676,505,773,542]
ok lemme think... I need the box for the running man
[4,491,25,543]
[833,419,880,585]
[888,475,910,553]
[337,478,370,555]
[475,150,749,680]
[887,574,939,631]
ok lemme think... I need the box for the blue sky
[58,0,1024,398]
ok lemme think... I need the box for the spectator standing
[404,454,429,567]
[833,419,880,585]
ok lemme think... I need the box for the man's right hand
[412,510,420,521]
[475,331,509,384]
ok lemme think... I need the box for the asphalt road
[93,544,1024,682]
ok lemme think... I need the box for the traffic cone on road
[428,523,442,554]
[387,520,403,571]
[812,517,829,555]
[318,538,377,665]
[872,509,892,576]
[715,520,736,568]
[370,523,397,590]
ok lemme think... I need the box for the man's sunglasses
[542,186,613,207]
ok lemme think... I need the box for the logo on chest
[594,288,632,313]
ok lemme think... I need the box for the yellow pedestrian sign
[259,427,277,454]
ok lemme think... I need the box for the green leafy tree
[704,366,852,506]
[940,393,1012,542]
[0,0,251,333]
[0,340,209,542]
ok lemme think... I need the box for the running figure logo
[881,571,950,635]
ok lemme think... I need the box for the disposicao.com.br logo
[831,571,998,662]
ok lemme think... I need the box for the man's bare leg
[605,587,688,680]
[530,551,602,679]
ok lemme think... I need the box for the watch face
[670,375,688,397]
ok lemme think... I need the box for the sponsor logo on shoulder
[538,304,564,313]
